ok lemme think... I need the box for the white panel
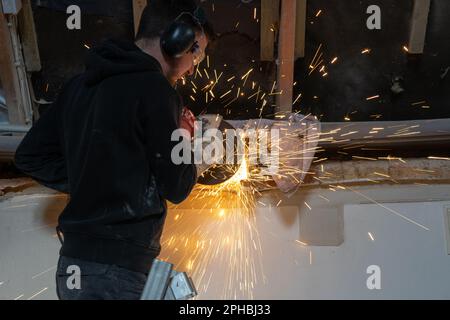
[2,184,450,300]
[444,206,450,255]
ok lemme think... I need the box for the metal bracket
[140,259,197,300]
[1,0,22,14]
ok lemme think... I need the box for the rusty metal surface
[2,118,450,162]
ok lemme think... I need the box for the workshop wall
[30,0,134,106]
[294,0,450,122]
[29,0,450,122]
[30,0,275,120]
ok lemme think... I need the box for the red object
[180,107,196,139]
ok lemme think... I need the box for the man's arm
[14,98,69,193]
[141,84,197,204]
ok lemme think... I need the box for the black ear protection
[160,7,206,59]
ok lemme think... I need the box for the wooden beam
[18,0,41,72]
[295,0,307,59]
[276,0,296,113]
[133,0,147,36]
[260,0,280,61]
[0,2,27,125]
[408,0,431,54]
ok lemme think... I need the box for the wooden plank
[295,0,307,59]
[18,0,41,72]
[133,0,147,36]
[276,0,296,113]
[0,2,26,125]
[260,0,280,61]
[408,0,431,54]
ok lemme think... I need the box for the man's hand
[193,114,223,177]
[180,107,196,139]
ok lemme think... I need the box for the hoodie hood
[85,39,163,86]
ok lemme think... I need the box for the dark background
[29,0,450,122]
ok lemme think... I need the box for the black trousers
[56,256,147,300]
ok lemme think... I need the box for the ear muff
[160,20,196,58]
[160,10,204,59]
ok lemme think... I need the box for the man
[14,0,216,300]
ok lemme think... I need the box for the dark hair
[136,0,215,42]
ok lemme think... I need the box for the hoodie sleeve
[140,82,197,204]
[14,95,69,193]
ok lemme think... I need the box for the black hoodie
[15,39,197,273]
